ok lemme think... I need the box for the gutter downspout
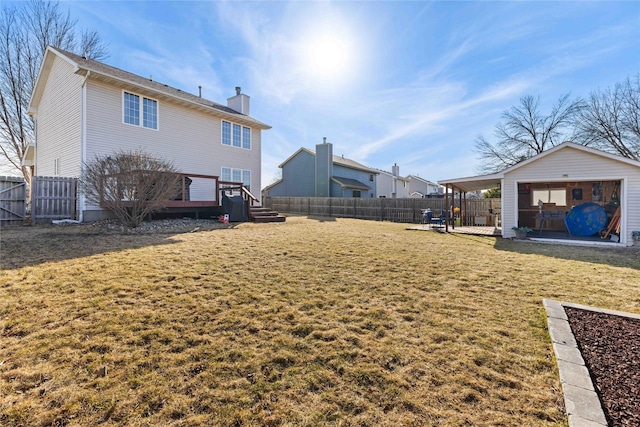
[79,70,90,222]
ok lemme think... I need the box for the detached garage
[440,142,640,246]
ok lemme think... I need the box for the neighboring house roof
[333,155,378,174]
[408,174,439,186]
[331,176,371,190]
[277,147,378,174]
[439,142,640,192]
[374,168,410,182]
[277,147,314,168]
[29,46,270,129]
[262,179,282,193]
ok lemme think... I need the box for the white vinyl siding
[34,56,83,177]
[123,91,158,130]
[85,80,263,208]
[222,120,251,149]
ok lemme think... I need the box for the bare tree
[81,150,181,228]
[475,94,581,173]
[573,75,640,160]
[0,0,108,184]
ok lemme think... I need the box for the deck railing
[218,181,259,206]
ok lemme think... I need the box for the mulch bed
[565,307,640,427]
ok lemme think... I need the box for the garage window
[532,189,566,206]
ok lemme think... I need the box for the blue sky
[63,1,640,187]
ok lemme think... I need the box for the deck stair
[249,206,286,223]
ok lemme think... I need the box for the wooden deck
[407,224,502,236]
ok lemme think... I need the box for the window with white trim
[222,120,251,149]
[123,91,157,129]
[222,167,251,190]
[54,158,60,176]
[242,127,251,149]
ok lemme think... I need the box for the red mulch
[565,307,640,427]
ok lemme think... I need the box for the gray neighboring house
[406,174,442,198]
[263,139,378,198]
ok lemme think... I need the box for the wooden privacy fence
[31,176,78,225]
[264,197,501,225]
[0,176,26,226]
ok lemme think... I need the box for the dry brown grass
[1,216,639,426]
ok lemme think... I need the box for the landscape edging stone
[543,299,608,427]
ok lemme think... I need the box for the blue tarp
[565,202,608,236]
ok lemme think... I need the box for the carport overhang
[438,172,503,232]
[438,172,503,193]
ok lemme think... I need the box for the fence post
[412,198,416,223]
[31,176,37,226]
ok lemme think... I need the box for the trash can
[222,195,248,222]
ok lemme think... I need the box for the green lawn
[1,216,638,426]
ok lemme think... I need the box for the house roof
[333,155,378,174]
[438,142,640,192]
[407,174,439,186]
[29,46,271,130]
[373,168,410,181]
[261,179,282,194]
[277,146,379,174]
[331,176,371,190]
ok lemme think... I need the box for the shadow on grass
[489,235,640,271]
[278,213,337,222]
[304,215,337,222]
[0,222,239,270]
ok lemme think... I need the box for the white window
[123,91,157,129]
[532,189,567,206]
[54,158,60,176]
[242,127,251,149]
[222,121,231,145]
[222,120,251,149]
[221,167,251,190]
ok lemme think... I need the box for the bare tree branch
[80,150,181,228]
[0,0,108,183]
[474,93,580,173]
[573,74,640,160]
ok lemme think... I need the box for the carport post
[445,184,449,233]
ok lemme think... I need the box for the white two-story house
[375,164,442,198]
[25,46,271,221]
